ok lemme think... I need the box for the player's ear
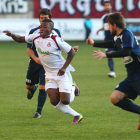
[113,23,117,28]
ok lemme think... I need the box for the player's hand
[35,58,42,65]
[93,50,107,61]
[57,67,66,76]
[3,30,12,36]
[86,36,94,46]
[72,46,79,52]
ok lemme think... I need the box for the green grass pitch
[0,41,140,140]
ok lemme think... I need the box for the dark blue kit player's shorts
[115,78,140,100]
[26,64,45,86]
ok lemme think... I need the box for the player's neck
[116,28,124,36]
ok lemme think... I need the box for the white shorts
[45,72,73,93]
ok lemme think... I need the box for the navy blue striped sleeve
[27,27,39,49]
[53,28,61,38]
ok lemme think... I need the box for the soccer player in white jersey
[26,8,80,118]
[26,8,62,118]
[3,19,83,124]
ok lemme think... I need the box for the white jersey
[25,34,75,74]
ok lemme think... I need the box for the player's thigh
[111,79,138,103]
[47,88,60,105]
[26,65,39,86]
[59,92,70,104]
[110,90,128,104]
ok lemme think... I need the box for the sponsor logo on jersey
[38,48,50,57]
[122,56,133,64]
[37,41,43,43]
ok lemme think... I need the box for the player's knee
[26,85,30,89]
[39,85,45,89]
[26,85,34,90]
[110,95,121,105]
[50,100,59,106]
[61,99,70,105]
[110,95,117,105]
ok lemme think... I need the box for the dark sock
[115,98,140,114]
[29,85,37,92]
[36,89,47,115]
[108,59,114,72]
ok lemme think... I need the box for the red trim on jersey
[67,48,72,54]
[50,35,60,50]
[33,35,41,45]
[46,36,50,38]
[23,36,26,42]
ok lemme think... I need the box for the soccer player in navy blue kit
[87,12,140,129]
[96,1,116,78]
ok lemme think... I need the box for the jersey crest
[47,42,51,47]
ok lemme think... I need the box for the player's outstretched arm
[96,27,104,35]
[3,30,25,43]
[58,49,75,76]
[86,36,94,46]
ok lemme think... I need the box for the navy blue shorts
[115,78,140,100]
[26,64,45,86]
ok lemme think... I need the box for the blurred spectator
[84,15,92,42]
[96,1,116,78]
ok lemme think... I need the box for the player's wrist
[10,33,13,37]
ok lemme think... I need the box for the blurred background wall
[0,0,140,41]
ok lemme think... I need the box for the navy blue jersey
[101,12,114,41]
[27,26,61,65]
[113,28,140,81]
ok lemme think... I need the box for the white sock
[55,101,80,116]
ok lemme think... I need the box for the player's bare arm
[27,48,42,65]
[58,49,75,76]
[96,27,104,35]
[3,30,25,43]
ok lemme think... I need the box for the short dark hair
[38,8,52,19]
[107,12,126,29]
[104,1,112,6]
[42,19,54,28]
